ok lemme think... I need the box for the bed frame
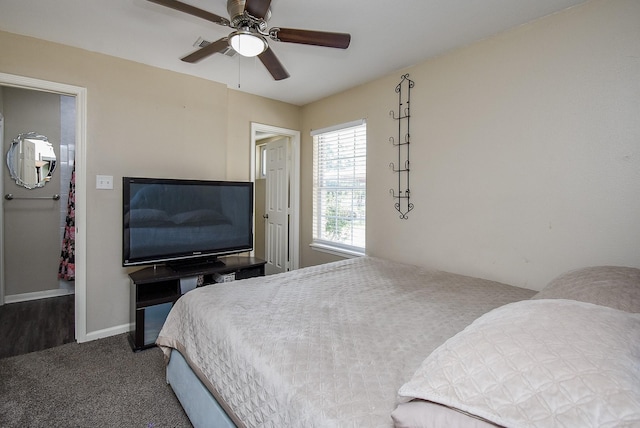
[166,349,236,428]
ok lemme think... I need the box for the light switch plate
[96,175,114,190]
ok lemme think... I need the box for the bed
[156,257,640,427]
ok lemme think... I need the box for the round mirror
[6,132,57,189]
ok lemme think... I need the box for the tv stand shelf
[129,256,266,351]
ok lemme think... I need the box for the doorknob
[263,214,269,219]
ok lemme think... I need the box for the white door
[20,139,38,187]
[264,138,289,275]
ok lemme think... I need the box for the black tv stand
[128,255,266,351]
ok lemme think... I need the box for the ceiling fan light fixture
[229,30,267,57]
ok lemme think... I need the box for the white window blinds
[312,120,366,254]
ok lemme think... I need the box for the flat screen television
[122,177,254,268]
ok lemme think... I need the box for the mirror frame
[6,131,57,189]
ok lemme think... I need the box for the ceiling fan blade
[271,28,351,49]
[147,0,230,26]
[244,0,272,20]
[258,47,290,81]
[181,38,229,63]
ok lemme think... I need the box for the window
[311,119,366,256]
[256,144,267,179]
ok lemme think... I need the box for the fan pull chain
[238,55,242,88]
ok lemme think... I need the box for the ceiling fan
[148,0,351,80]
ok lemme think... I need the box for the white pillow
[532,266,640,312]
[397,299,640,428]
[391,400,499,428]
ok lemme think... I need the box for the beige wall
[226,90,301,181]
[301,0,640,289]
[1,87,62,295]
[0,30,300,335]
[254,178,266,260]
[1,0,638,337]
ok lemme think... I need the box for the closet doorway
[0,72,87,343]
[250,123,300,274]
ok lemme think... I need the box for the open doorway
[0,72,87,343]
[250,123,300,274]
[2,87,75,299]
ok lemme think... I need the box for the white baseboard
[80,323,132,343]
[4,288,74,304]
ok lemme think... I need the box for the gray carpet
[0,333,192,427]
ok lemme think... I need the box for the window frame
[311,119,367,258]
[256,144,267,179]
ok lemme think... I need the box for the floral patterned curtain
[58,164,76,281]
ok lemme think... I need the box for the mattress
[157,256,535,427]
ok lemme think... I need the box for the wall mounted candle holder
[389,74,414,219]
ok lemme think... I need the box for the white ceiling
[0,0,589,106]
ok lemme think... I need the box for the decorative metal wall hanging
[389,74,414,219]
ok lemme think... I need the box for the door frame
[250,123,300,271]
[0,72,88,343]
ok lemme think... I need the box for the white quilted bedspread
[157,257,534,427]
[398,299,640,427]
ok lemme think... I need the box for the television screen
[122,177,253,267]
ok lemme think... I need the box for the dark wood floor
[0,294,75,359]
